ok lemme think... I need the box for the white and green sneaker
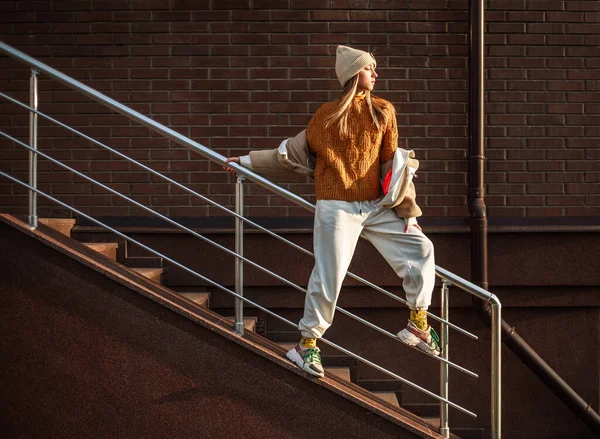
[397,320,441,356]
[286,344,325,377]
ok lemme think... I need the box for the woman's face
[357,64,378,93]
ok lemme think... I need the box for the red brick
[526,207,565,216]
[566,115,600,125]
[311,10,349,21]
[568,46,600,57]
[507,172,545,183]
[350,11,387,21]
[568,69,600,80]
[508,58,545,68]
[566,23,600,34]
[507,11,544,21]
[527,115,565,125]
[548,35,586,45]
[489,114,526,125]
[232,10,271,21]
[371,0,409,8]
[327,22,368,33]
[410,22,447,33]
[528,70,566,80]
[566,183,600,194]
[527,92,566,102]
[587,172,600,182]
[507,195,545,206]
[548,104,583,114]
[567,92,600,102]
[528,139,566,148]
[566,206,600,215]
[527,23,565,33]
[390,10,427,22]
[487,184,525,195]
[548,13,585,24]
[488,0,525,10]
[489,22,526,33]
[488,46,526,56]
[547,195,587,205]
[567,160,600,171]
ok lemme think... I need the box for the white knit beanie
[335,45,377,87]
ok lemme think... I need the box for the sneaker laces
[428,327,441,352]
[301,347,322,365]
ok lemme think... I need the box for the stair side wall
[0,222,424,439]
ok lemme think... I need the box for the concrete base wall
[81,226,599,439]
[0,222,426,439]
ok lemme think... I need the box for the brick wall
[0,0,598,219]
[485,0,600,217]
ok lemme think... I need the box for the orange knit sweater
[306,94,398,201]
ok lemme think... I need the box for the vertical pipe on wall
[468,0,488,293]
[468,3,600,436]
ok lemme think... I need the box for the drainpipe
[468,0,488,293]
[467,1,600,435]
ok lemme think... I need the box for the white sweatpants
[298,199,435,339]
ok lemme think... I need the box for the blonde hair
[324,70,392,138]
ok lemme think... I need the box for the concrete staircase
[14,215,463,439]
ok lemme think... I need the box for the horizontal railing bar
[0,92,478,342]
[0,170,477,418]
[0,130,477,378]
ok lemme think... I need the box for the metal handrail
[0,128,478,379]
[0,90,478,342]
[0,170,477,418]
[0,40,501,438]
[0,41,490,330]
[0,39,501,302]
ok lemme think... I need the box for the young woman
[226,46,439,378]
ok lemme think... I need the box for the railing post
[28,69,39,228]
[491,300,502,439]
[439,280,451,438]
[234,174,245,334]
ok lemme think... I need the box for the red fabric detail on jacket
[382,169,392,195]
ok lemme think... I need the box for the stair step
[179,292,210,308]
[38,218,76,237]
[423,417,441,430]
[225,317,257,333]
[124,257,163,268]
[372,391,400,408]
[131,267,163,284]
[326,366,351,382]
[82,242,118,261]
[402,403,439,418]
[277,342,296,351]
